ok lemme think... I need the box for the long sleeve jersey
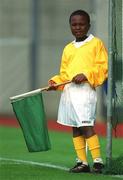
[50,35,108,89]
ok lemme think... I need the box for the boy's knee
[72,127,82,137]
[72,126,95,138]
[80,126,95,138]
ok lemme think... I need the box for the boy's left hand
[72,73,87,84]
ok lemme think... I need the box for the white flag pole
[10,81,71,101]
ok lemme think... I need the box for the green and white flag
[10,90,51,152]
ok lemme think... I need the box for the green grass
[0,126,122,180]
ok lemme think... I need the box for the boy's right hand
[48,80,57,90]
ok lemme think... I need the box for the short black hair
[69,10,90,24]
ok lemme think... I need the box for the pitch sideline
[0,157,123,179]
[0,157,69,171]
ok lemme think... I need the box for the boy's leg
[69,127,90,173]
[86,134,101,160]
[86,133,104,173]
[73,136,87,164]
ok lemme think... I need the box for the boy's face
[70,15,90,41]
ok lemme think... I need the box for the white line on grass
[0,157,69,171]
[0,157,123,179]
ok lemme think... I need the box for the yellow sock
[73,136,87,163]
[86,134,101,160]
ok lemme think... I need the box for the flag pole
[10,81,71,101]
[106,0,115,168]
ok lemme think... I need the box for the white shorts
[57,83,97,127]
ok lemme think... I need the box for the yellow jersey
[50,35,108,88]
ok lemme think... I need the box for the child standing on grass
[48,10,108,173]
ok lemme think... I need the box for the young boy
[48,10,108,173]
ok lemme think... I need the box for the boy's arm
[48,48,69,90]
[81,41,108,87]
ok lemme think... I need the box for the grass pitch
[0,126,122,180]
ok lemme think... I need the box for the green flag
[11,93,51,152]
